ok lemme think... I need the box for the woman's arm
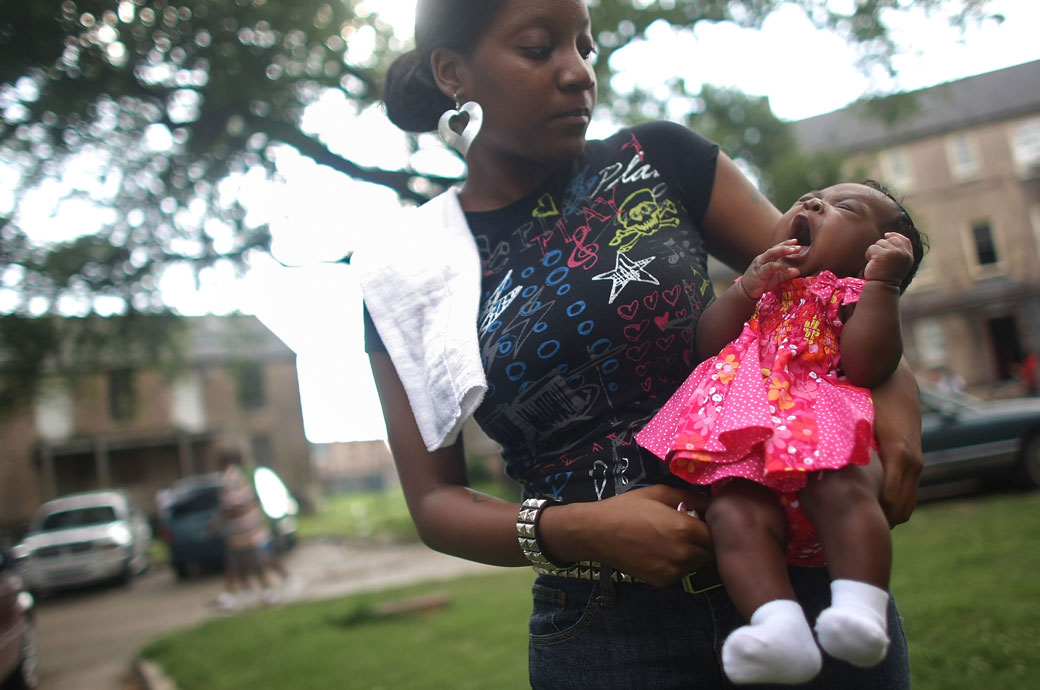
[699,152,780,271]
[370,351,528,566]
[370,352,715,585]
[871,361,923,526]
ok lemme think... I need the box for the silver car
[12,491,151,594]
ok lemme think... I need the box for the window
[946,133,979,181]
[913,319,947,369]
[1011,116,1040,175]
[236,362,265,409]
[251,435,275,468]
[108,369,136,421]
[34,384,73,441]
[880,148,912,191]
[970,222,999,265]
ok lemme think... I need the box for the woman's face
[459,0,597,165]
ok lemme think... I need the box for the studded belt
[533,560,723,595]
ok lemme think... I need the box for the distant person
[214,448,298,611]
[935,366,966,398]
[1017,352,1038,396]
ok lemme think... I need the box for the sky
[161,0,1040,444]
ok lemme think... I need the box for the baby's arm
[840,233,914,388]
[696,240,801,360]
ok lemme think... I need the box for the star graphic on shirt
[592,252,660,304]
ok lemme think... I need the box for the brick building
[792,60,1040,393]
[0,314,313,537]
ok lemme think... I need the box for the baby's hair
[862,179,928,293]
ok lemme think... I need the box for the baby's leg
[709,479,821,685]
[800,455,892,667]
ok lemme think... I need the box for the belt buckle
[679,565,723,594]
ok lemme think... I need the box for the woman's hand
[872,362,923,525]
[542,484,714,587]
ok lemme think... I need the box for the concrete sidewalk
[134,539,508,690]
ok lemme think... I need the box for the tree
[0,0,999,408]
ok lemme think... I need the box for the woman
[356,1,921,687]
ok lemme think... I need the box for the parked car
[919,384,1040,495]
[11,491,151,595]
[156,468,299,579]
[0,549,37,689]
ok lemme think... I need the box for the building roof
[792,60,1040,154]
[187,314,296,364]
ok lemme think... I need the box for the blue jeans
[528,566,909,689]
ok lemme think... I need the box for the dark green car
[919,385,1040,496]
[156,469,298,579]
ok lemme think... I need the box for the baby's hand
[864,233,914,289]
[739,239,801,300]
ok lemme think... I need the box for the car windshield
[39,506,117,530]
[169,488,221,518]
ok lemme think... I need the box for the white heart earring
[438,98,483,158]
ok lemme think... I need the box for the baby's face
[772,183,900,279]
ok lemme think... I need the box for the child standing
[636,181,926,685]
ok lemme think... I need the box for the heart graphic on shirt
[617,300,639,320]
[626,341,651,361]
[623,319,650,341]
[641,377,653,392]
[643,292,659,311]
[654,313,671,331]
[635,361,651,377]
[663,284,682,306]
[533,193,559,218]
[656,334,676,351]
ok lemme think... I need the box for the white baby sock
[815,579,891,668]
[721,599,822,685]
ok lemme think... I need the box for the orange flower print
[768,375,795,410]
[717,354,740,384]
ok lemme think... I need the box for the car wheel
[1017,436,1040,489]
[115,562,133,587]
[4,616,39,690]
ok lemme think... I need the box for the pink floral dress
[636,271,875,565]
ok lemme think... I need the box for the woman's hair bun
[383,49,453,133]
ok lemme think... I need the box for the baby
[637,181,926,685]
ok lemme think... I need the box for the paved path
[33,540,506,690]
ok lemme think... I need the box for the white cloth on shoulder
[353,188,487,451]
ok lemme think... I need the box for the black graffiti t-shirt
[366,121,721,503]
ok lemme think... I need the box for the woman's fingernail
[677,502,687,513]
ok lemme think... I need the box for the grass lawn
[890,489,1040,688]
[296,481,520,544]
[296,486,419,544]
[142,490,1040,690]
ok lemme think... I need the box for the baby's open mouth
[791,215,812,246]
